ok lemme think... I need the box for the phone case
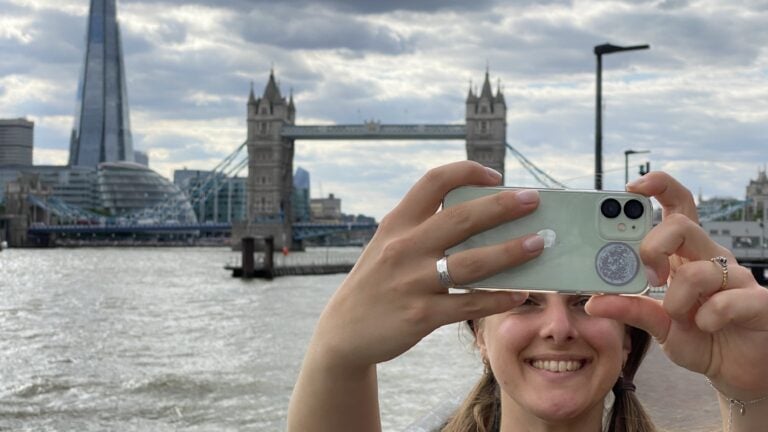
[443,187,653,295]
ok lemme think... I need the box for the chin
[526,393,597,423]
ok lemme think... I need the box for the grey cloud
[0,9,84,67]
[591,10,767,67]
[424,4,768,83]
[122,0,499,14]
[296,0,497,13]
[122,45,322,119]
[656,0,690,10]
[235,7,411,54]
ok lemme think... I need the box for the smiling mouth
[529,359,587,373]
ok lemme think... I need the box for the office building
[0,118,34,166]
[69,0,134,167]
[311,193,342,222]
[746,168,768,220]
[134,150,149,167]
[1,163,195,224]
[174,169,247,223]
[100,162,196,223]
[292,166,311,222]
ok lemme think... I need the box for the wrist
[707,378,768,432]
[707,377,768,402]
[305,333,376,377]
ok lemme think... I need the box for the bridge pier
[231,220,291,252]
[235,236,275,279]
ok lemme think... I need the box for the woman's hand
[313,161,545,371]
[288,161,545,432]
[586,172,768,401]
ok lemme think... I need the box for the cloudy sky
[2,0,768,219]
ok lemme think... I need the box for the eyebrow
[529,293,591,301]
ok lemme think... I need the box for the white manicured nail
[523,235,545,253]
[516,189,539,205]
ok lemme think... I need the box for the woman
[287,161,768,432]
[442,302,653,432]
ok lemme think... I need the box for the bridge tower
[465,71,507,180]
[241,71,296,249]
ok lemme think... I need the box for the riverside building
[69,0,134,166]
[0,118,34,166]
[0,0,194,227]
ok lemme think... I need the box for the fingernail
[644,265,661,287]
[485,167,502,182]
[626,177,646,190]
[516,189,540,205]
[523,234,545,253]
[510,292,529,304]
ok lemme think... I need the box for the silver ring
[436,256,455,288]
[710,256,728,290]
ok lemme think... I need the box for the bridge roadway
[281,124,466,140]
[27,221,379,240]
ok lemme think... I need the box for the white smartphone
[443,187,653,295]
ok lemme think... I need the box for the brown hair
[441,323,656,432]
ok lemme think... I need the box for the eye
[522,295,543,307]
[572,296,591,308]
[509,295,541,314]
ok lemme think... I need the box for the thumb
[586,295,671,343]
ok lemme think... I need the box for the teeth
[531,359,583,372]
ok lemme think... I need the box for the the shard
[69,0,134,167]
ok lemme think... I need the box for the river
[0,247,721,431]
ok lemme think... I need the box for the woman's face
[476,293,630,427]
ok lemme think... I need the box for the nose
[538,297,578,344]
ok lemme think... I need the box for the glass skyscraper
[69,0,134,167]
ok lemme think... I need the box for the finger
[431,290,530,328]
[640,213,730,284]
[390,161,503,226]
[626,171,698,223]
[442,234,545,287]
[585,294,671,343]
[662,259,730,322]
[416,189,539,252]
[695,282,768,333]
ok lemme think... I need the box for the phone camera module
[600,198,622,219]
[623,199,645,220]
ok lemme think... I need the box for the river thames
[1,247,721,431]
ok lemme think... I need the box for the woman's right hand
[310,161,545,371]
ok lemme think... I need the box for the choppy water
[0,247,482,431]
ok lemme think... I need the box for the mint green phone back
[443,187,653,295]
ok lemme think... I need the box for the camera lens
[600,198,621,218]
[624,199,644,220]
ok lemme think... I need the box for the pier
[226,236,357,278]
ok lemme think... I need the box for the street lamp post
[594,43,650,190]
[624,149,650,185]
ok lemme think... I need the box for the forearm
[287,343,381,432]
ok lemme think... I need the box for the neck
[499,396,605,432]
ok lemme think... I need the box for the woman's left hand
[586,172,768,400]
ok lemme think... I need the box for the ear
[622,326,632,366]
[474,321,488,359]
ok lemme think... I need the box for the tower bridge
[234,70,508,250]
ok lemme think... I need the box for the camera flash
[617,223,627,232]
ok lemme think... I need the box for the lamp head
[595,43,650,55]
